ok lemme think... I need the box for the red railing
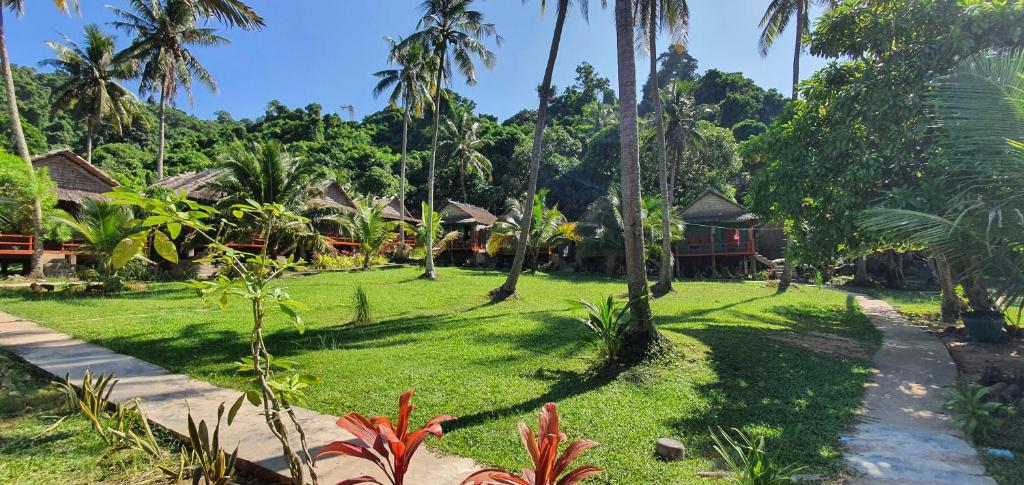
[679,229,756,257]
[61,242,82,254]
[226,236,268,250]
[0,234,33,254]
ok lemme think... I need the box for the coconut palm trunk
[422,48,446,280]
[398,103,411,259]
[648,9,673,294]
[491,0,568,300]
[778,1,805,291]
[157,86,167,180]
[0,8,45,279]
[934,255,964,322]
[614,0,656,344]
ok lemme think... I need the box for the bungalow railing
[61,242,82,254]
[0,234,33,254]
[678,233,756,256]
[225,236,268,250]
[447,240,485,252]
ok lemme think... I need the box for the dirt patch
[771,331,871,360]
[938,331,1024,382]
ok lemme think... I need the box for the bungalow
[438,200,496,264]
[0,149,118,276]
[675,188,783,277]
[154,171,417,252]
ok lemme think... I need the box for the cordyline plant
[316,390,455,485]
[106,188,319,485]
[463,402,602,485]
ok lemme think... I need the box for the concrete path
[844,294,994,485]
[0,311,480,484]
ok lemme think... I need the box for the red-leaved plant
[462,402,602,485]
[316,390,455,485]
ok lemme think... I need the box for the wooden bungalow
[439,200,496,259]
[676,188,779,277]
[0,149,119,275]
[155,169,226,203]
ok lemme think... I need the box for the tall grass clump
[351,285,372,325]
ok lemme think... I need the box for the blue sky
[6,0,830,122]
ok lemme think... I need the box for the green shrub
[946,384,1008,441]
[711,427,805,485]
[313,253,388,271]
[351,285,372,325]
[566,295,634,366]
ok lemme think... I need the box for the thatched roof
[680,188,757,224]
[441,200,497,226]
[154,169,226,202]
[31,149,118,203]
[372,196,418,222]
[308,181,357,211]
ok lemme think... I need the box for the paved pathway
[0,312,480,484]
[845,293,994,485]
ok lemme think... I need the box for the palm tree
[210,141,328,255]
[441,107,491,201]
[758,0,837,100]
[343,198,399,269]
[759,0,838,290]
[635,0,688,293]
[490,0,604,301]
[186,0,263,29]
[409,201,462,256]
[662,81,706,197]
[111,0,229,181]
[0,0,78,279]
[641,195,683,263]
[42,24,139,163]
[56,199,136,276]
[373,36,434,259]
[576,190,625,275]
[613,0,656,348]
[211,141,318,206]
[487,188,579,270]
[403,0,500,280]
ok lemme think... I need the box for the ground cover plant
[0,268,880,483]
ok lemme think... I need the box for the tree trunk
[0,9,44,279]
[398,104,410,260]
[157,87,167,180]
[851,255,870,286]
[648,9,674,294]
[934,255,963,323]
[791,0,804,100]
[779,2,805,290]
[422,48,446,280]
[614,0,656,346]
[492,2,568,300]
[459,162,467,202]
[964,277,996,313]
[86,121,94,163]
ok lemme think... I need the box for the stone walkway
[845,294,995,485]
[0,311,480,484]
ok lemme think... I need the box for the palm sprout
[342,198,399,270]
[42,24,139,163]
[486,188,579,270]
[56,200,137,275]
[858,50,1024,312]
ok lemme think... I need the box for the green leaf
[244,390,261,406]
[111,236,143,270]
[167,223,182,239]
[227,394,245,426]
[232,210,244,219]
[142,215,171,227]
[152,231,179,264]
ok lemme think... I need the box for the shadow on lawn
[655,298,874,473]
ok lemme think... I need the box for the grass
[0,351,163,484]
[0,267,881,483]
[854,288,945,323]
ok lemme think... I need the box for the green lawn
[0,268,881,483]
[854,288,945,323]
[0,351,161,484]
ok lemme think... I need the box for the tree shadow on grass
[656,303,875,474]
